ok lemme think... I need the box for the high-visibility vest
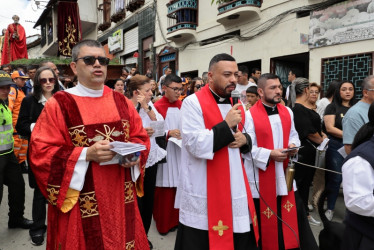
[0,102,14,155]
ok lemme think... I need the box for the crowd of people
[0,39,373,250]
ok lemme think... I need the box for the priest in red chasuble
[1,15,28,65]
[28,40,150,250]
[174,54,259,250]
[245,73,318,250]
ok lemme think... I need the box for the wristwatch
[145,105,152,112]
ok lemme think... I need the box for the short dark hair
[251,68,261,74]
[246,86,258,96]
[249,76,258,84]
[72,39,103,62]
[1,64,11,70]
[289,68,302,78]
[309,82,321,92]
[257,73,279,89]
[32,66,60,100]
[122,67,129,73]
[39,60,55,67]
[164,74,182,86]
[209,53,235,71]
[27,65,38,72]
[238,65,249,75]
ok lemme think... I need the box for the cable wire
[239,120,301,249]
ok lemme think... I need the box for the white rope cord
[294,161,342,175]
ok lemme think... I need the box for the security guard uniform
[0,70,32,229]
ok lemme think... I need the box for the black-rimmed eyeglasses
[166,85,184,93]
[75,56,110,66]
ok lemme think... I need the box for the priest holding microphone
[174,53,259,250]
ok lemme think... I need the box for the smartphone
[281,146,303,153]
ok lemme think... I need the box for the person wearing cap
[178,77,188,101]
[0,70,33,229]
[8,70,29,170]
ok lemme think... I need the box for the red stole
[154,96,182,119]
[250,101,299,250]
[195,85,259,249]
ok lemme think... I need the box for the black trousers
[174,223,258,250]
[295,161,316,216]
[0,151,25,220]
[137,163,158,235]
[341,224,374,250]
[253,191,318,250]
[30,185,47,236]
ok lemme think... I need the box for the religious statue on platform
[1,15,28,65]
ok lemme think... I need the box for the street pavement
[0,174,346,249]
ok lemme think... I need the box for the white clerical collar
[209,87,226,102]
[65,82,104,97]
[262,102,277,111]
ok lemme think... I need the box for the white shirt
[316,97,330,120]
[66,83,140,191]
[155,106,182,187]
[138,101,166,168]
[235,82,257,105]
[243,107,300,198]
[342,156,374,217]
[175,94,253,233]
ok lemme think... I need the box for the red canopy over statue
[1,15,28,65]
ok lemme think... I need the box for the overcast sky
[0,0,44,37]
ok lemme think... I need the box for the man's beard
[265,95,281,104]
[224,83,236,98]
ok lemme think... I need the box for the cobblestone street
[0,174,346,249]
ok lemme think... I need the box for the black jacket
[16,95,44,138]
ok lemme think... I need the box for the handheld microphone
[136,103,141,113]
[231,89,240,106]
[231,90,240,132]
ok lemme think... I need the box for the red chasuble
[250,101,299,250]
[195,85,259,250]
[1,23,28,65]
[29,86,150,250]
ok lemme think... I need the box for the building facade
[96,0,156,75]
[153,0,374,96]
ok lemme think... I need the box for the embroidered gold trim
[122,120,130,141]
[283,200,294,213]
[253,214,258,227]
[262,207,274,219]
[212,220,229,236]
[124,181,134,204]
[125,240,135,250]
[68,125,89,147]
[79,191,99,218]
[46,184,60,205]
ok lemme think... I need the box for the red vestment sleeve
[29,97,83,209]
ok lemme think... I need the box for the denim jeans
[325,137,344,210]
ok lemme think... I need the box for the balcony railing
[167,0,198,34]
[218,0,261,15]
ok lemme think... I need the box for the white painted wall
[79,0,98,24]
[154,0,374,83]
